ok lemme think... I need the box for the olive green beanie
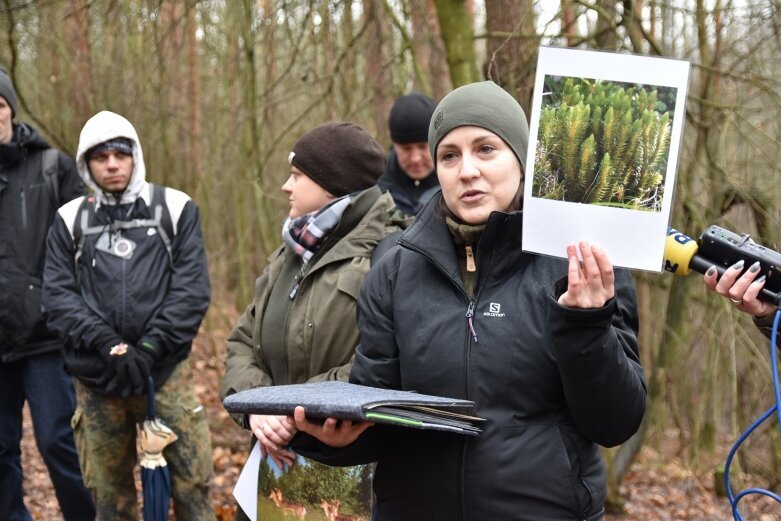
[428,81,529,171]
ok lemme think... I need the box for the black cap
[389,92,436,144]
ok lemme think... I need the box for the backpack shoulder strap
[57,195,88,243]
[63,195,96,278]
[149,183,174,264]
[42,148,60,206]
[159,184,190,235]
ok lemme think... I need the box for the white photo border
[522,46,691,272]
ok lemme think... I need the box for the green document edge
[365,412,423,427]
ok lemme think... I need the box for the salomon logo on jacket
[483,302,505,317]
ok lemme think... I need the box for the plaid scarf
[282,195,352,264]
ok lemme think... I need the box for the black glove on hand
[100,343,154,398]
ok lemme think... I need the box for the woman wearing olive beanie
[293,82,646,521]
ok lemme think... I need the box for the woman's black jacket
[293,195,647,521]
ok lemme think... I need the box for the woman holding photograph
[291,82,647,521]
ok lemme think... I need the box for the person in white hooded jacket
[42,111,215,520]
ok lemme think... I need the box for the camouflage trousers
[72,360,215,521]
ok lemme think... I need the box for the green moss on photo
[532,76,676,211]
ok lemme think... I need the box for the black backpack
[71,183,176,276]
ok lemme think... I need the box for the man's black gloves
[99,343,155,398]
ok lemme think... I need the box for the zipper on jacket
[465,300,478,343]
[20,188,27,229]
[401,238,478,521]
[288,265,306,300]
[120,253,127,337]
[459,298,477,521]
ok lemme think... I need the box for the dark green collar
[445,216,485,247]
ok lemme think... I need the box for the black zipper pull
[466,300,478,343]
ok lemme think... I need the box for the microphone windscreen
[664,229,699,275]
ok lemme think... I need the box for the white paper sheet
[522,46,691,272]
[232,441,261,521]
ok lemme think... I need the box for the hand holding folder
[223,381,485,436]
[293,405,375,448]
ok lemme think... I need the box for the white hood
[76,111,147,205]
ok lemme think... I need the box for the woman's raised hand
[293,406,373,447]
[558,241,615,309]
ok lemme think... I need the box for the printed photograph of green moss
[531,76,677,212]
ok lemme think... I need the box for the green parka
[220,187,402,428]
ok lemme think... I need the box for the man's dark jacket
[0,123,83,362]
[43,185,210,394]
[294,195,647,521]
[377,148,439,216]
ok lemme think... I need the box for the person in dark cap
[378,92,440,215]
[220,121,404,520]
[0,68,95,520]
[291,82,647,521]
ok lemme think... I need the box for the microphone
[664,225,781,306]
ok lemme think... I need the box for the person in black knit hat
[378,92,440,216]
[221,121,404,520]
[0,67,94,521]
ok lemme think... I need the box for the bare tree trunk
[648,0,657,41]
[595,0,618,49]
[410,0,451,98]
[340,0,358,114]
[65,0,93,123]
[432,0,478,87]
[150,1,183,187]
[230,0,258,307]
[622,0,645,52]
[561,0,578,47]
[321,2,338,120]
[36,2,68,145]
[484,0,536,114]
[661,0,675,54]
[187,4,203,199]
[252,0,285,273]
[363,0,392,143]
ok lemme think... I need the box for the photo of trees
[531,76,677,212]
[258,458,372,519]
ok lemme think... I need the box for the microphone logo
[664,228,698,275]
